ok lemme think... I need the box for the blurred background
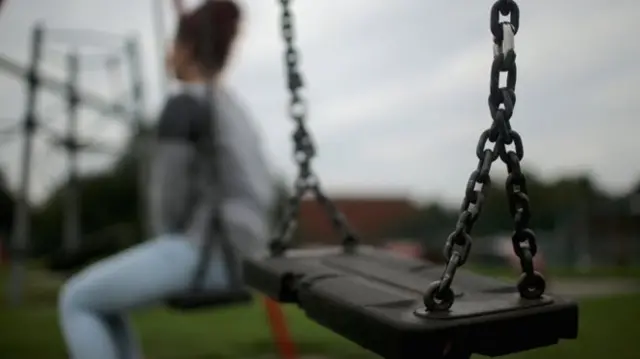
[0,0,638,358]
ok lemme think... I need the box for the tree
[393,169,615,246]
[32,129,142,258]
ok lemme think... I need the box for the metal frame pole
[125,38,149,240]
[62,51,81,254]
[0,55,128,119]
[7,23,44,306]
[151,0,169,98]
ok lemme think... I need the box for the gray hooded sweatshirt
[148,83,275,258]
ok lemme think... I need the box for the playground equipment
[0,1,580,358]
[0,22,143,305]
[243,1,578,359]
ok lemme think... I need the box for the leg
[58,235,217,359]
[104,315,141,359]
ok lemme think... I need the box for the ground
[0,265,639,359]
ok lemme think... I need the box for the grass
[0,298,372,359]
[0,265,639,359]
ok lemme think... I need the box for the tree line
[392,173,638,242]
[0,131,638,269]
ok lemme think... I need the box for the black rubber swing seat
[243,245,578,359]
[166,288,253,311]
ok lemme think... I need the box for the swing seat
[166,288,253,311]
[243,245,578,359]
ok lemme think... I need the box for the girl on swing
[58,1,275,358]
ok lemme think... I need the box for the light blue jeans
[58,234,229,359]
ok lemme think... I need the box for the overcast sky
[0,0,638,205]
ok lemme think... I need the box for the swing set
[163,1,577,359]
[0,0,578,358]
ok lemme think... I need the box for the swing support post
[264,297,298,359]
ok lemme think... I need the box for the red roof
[296,196,421,245]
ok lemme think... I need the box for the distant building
[296,195,422,246]
[384,240,424,258]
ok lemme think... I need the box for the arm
[148,93,208,236]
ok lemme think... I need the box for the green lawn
[0,266,639,359]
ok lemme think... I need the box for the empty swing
[243,1,578,359]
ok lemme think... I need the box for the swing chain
[269,0,358,256]
[423,0,545,312]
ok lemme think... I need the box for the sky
[0,0,638,206]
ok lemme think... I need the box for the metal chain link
[423,0,546,312]
[269,0,358,257]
